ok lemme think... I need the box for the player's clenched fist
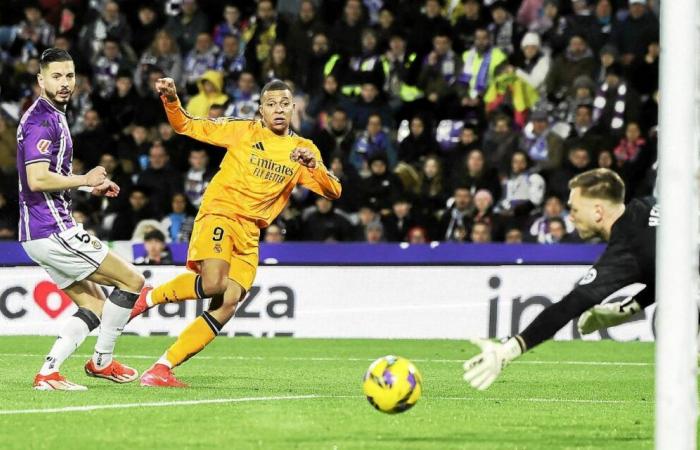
[290,148,317,169]
[85,166,107,187]
[155,77,178,102]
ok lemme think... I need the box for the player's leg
[81,250,145,381]
[34,280,104,391]
[140,261,242,387]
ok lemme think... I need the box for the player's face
[38,60,75,106]
[568,188,602,240]
[260,89,294,134]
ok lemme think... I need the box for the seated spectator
[73,109,112,168]
[565,103,605,152]
[307,75,352,128]
[184,149,215,208]
[79,0,132,62]
[358,155,404,215]
[419,31,461,111]
[161,193,196,243]
[592,63,641,137]
[91,37,134,100]
[302,197,353,241]
[547,145,594,201]
[135,30,183,93]
[130,4,160,56]
[12,3,55,63]
[546,34,596,103]
[328,154,361,213]
[215,34,246,94]
[438,186,475,241]
[487,1,522,55]
[117,125,152,175]
[512,32,550,95]
[137,142,184,217]
[615,0,659,67]
[213,4,246,47]
[504,226,523,243]
[350,114,397,174]
[416,155,448,218]
[263,224,285,243]
[482,114,519,174]
[365,221,384,243]
[471,221,492,243]
[133,67,169,127]
[262,42,295,83]
[186,70,229,118]
[497,150,546,219]
[165,0,209,54]
[0,114,17,174]
[383,197,423,242]
[519,110,564,171]
[110,186,157,241]
[544,216,578,243]
[224,71,259,118]
[483,63,540,128]
[398,116,440,167]
[348,82,394,130]
[472,189,504,241]
[352,204,380,241]
[105,70,140,134]
[407,226,429,244]
[527,195,575,244]
[451,148,502,199]
[134,230,173,265]
[456,28,507,107]
[597,148,617,171]
[613,121,654,198]
[88,151,132,215]
[314,108,355,163]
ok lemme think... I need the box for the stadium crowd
[0,0,660,245]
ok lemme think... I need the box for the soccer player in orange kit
[134,77,342,387]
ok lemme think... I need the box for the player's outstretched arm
[27,162,106,192]
[293,147,342,200]
[156,77,240,148]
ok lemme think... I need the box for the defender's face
[260,89,294,134]
[38,60,76,105]
[568,187,601,240]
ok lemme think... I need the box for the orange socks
[160,312,222,368]
[151,273,205,305]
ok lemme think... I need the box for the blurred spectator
[330,0,365,57]
[629,41,659,99]
[546,34,596,103]
[213,4,246,47]
[383,197,422,242]
[134,229,173,265]
[381,33,423,119]
[359,155,403,215]
[544,216,571,243]
[349,81,393,130]
[137,142,184,217]
[454,0,487,52]
[615,0,659,67]
[350,113,397,174]
[302,197,353,241]
[483,62,540,128]
[451,148,502,199]
[183,33,219,88]
[132,67,169,127]
[416,155,448,219]
[262,42,294,83]
[481,114,519,173]
[184,148,215,208]
[0,115,17,174]
[300,32,334,96]
[88,151,132,216]
[419,30,460,112]
[399,116,440,167]
[592,63,640,136]
[375,7,399,51]
[613,121,654,198]
[161,193,195,243]
[224,71,259,118]
[456,28,507,105]
[512,32,550,95]
[215,34,246,94]
[364,220,384,243]
[165,0,209,54]
[12,3,55,63]
[92,37,134,99]
[157,122,189,172]
[413,0,451,56]
[497,150,546,218]
[130,4,161,56]
[548,146,593,201]
[117,125,151,175]
[594,43,618,85]
[0,192,18,240]
[314,108,354,163]
[565,103,604,151]
[105,70,139,134]
[527,195,575,243]
[532,0,567,56]
[186,70,228,118]
[79,1,132,62]
[135,30,183,93]
[287,0,324,66]
[328,154,361,213]
[407,226,429,244]
[487,1,522,55]
[438,186,474,241]
[472,189,504,241]
[243,0,288,81]
[589,0,618,53]
[73,109,112,168]
[352,204,379,240]
[471,221,492,243]
[518,110,564,171]
[597,148,617,171]
[307,75,351,127]
[342,29,384,97]
[110,186,156,240]
[263,224,285,243]
[504,226,523,243]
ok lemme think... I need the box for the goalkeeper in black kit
[464,168,660,390]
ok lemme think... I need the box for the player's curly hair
[568,168,625,203]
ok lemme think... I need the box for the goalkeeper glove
[577,297,641,335]
[463,337,524,390]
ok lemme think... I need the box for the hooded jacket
[185,70,229,118]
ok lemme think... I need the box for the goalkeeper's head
[567,168,626,240]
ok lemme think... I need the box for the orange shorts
[186,214,260,291]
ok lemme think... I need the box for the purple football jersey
[16,97,76,241]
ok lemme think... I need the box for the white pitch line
[0,394,652,416]
[0,394,320,415]
[0,353,653,367]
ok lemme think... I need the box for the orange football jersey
[162,97,342,228]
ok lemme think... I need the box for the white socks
[92,289,139,369]
[40,307,100,375]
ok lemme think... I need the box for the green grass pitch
[0,337,662,449]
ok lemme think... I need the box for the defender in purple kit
[18,48,146,390]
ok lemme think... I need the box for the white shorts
[22,225,109,289]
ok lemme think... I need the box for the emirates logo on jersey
[36,139,51,154]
